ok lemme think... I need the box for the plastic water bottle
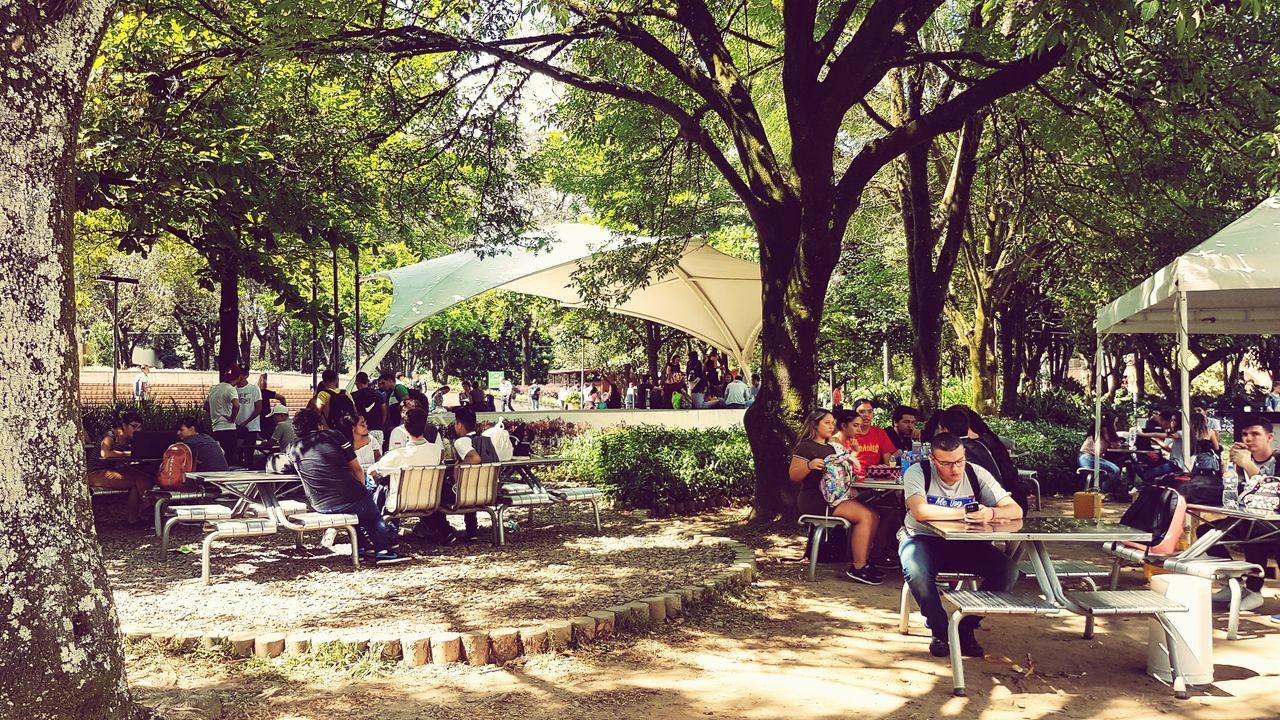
[1222,460,1240,509]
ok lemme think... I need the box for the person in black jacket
[927,405,1028,511]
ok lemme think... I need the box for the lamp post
[95,274,138,404]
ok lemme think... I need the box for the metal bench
[798,514,849,581]
[150,488,220,536]
[384,465,447,532]
[1018,470,1042,511]
[1103,542,1261,640]
[495,483,603,540]
[1018,559,1110,638]
[285,512,361,558]
[1063,590,1190,698]
[160,503,234,554]
[201,519,278,584]
[941,590,1061,697]
[444,463,503,545]
[899,573,982,633]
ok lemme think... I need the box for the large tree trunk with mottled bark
[217,249,240,372]
[0,1,153,717]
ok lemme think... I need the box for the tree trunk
[217,250,240,372]
[743,212,832,520]
[644,320,663,383]
[967,305,998,415]
[0,1,154,717]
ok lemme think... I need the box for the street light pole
[96,274,139,404]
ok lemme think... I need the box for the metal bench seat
[161,503,234,554]
[899,573,982,633]
[942,590,1060,615]
[798,514,850,581]
[551,486,602,501]
[1160,558,1262,639]
[942,591,1059,697]
[1064,590,1186,615]
[202,519,278,584]
[497,484,603,542]
[1017,469,1042,511]
[1019,559,1110,580]
[150,488,220,536]
[289,512,359,529]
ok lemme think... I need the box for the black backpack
[466,432,501,463]
[921,460,980,499]
[1120,485,1182,550]
[319,388,357,424]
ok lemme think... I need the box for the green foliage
[850,378,973,414]
[561,425,755,508]
[986,418,1086,496]
[81,401,207,443]
[1004,389,1094,428]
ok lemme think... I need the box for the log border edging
[122,534,755,667]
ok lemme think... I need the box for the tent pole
[1177,288,1192,469]
[1093,332,1104,493]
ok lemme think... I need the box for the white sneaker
[1239,589,1264,612]
[321,528,338,548]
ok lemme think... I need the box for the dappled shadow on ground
[124,495,1280,720]
[96,494,735,635]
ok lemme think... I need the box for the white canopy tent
[1089,195,1280,486]
[356,223,763,381]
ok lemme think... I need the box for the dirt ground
[125,498,1280,720]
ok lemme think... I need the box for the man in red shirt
[852,398,897,467]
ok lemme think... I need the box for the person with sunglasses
[85,411,153,526]
[899,432,1023,660]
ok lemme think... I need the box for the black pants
[213,430,238,467]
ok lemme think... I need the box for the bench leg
[295,531,305,549]
[480,508,502,546]
[346,526,360,567]
[201,531,223,585]
[899,582,913,634]
[807,527,823,582]
[1030,477,1041,511]
[590,499,601,534]
[154,498,168,537]
[161,516,184,556]
[1227,577,1241,641]
[1082,578,1097,638]
[1109,557,1122,591]
[948,609,966,697]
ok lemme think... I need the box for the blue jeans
[319,493,396,555]
[899,533,1019,640]
[1078,454,1124,495]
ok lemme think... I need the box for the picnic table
[926,516,1191,698]
[1180,503,1280,558]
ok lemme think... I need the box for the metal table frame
[1180,504,1280,559]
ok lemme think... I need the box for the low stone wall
[121,534,756,666]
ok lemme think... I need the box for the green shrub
[559,424,755,508]
[986,417,1085,496]
[81,401,207,442]
[1006,389,1093,427]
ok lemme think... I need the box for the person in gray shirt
[176,417,229,471]
[899,433,1023,660]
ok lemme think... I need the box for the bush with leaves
[81,401,207,445]
[560,424,754,508]
[986,417,1086,496]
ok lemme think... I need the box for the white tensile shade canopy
[357,223,763,379]
[1088,195,1280,481]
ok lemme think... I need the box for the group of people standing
[791,399,1028,659]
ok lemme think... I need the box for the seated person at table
[268,404,296,447]
[899,433,1023,658]
[387,390,434,451]
[278,409,410,566]
[1078,414,1127,501]
[369,409,442,482]
[175,416,229,473]
[850,398,897,467]
[885,405,919,456]
[1203,416,1280,612]
[1170,409,1221,474]
[417,406,492,543]
[790,409,883,585]
[85,412,153,526]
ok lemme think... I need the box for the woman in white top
[351,416,382,469]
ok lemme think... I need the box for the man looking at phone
[899,432,1024,659]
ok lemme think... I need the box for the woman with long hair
[789,409,883,585]
[85,411,153,526]
[1079,413,1126,500]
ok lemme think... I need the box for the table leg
[1175,517,1238,560]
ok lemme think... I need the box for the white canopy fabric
[357,223,762,377]
[1096,195,1280,335]
[1087,195,1280,483]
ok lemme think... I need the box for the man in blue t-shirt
[899,433,1023,660]
[279,409,409,566]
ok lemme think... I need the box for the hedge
[559,425,755,508]
[986,417,1086,496]
[82,401,207,443]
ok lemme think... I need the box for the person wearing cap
[269,403,297,447]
